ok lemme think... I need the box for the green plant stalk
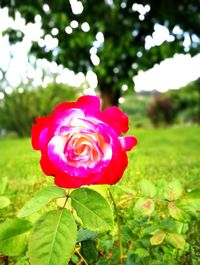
[175,223,184,260]
[62,189,71,209]
[75,247,88,265]
[109,189,123,265]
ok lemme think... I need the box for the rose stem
[109,189,123,265]
[62,189,71,209]
[75,247,88,265]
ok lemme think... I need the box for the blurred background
[0,2,200,264]
[0,0,199,137]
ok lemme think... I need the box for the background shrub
[0,83,80,137]
[147,95,175,127]
[168,78,200,124]
[147,78,200,126]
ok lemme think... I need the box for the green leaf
[71,254,79,264]
[177,188,200,215]
[166,233,185,249]
[71,188,114,232]
[135,248,150,257]
[81,240,98,264]
[18,185,66,217]
[143,224,160,235]
[0,177,8,195]
[159,218,177,230]
[88,185,110,198]
[183,188,200,200]
[96,259,110,265]
[125,253,143,265]
[168,202,191,222]
[135,237,151,249]
[0,196,10,209]
[77,228,100,243]
[121,225,138,242]
[164,180,183,201]
[150,231,166,245]
[140,179,156,198]
[156,179,169,199]
[28,209,77,265]
[98,239,113,254]
[176,199,199,218]
[134,198,155,216]
[0,218,32,256]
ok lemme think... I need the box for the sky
[0,4,200,100]
[134,53,200,92]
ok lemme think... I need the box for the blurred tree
[1,0,200,107]
[168,77,200,124]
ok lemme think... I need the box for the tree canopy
[1,0,200,106]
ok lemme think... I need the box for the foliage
[0,177,10,210]
[18,185,66,218]
[147,95,175,126]
[0,127,200,264]
[0,218,32,256]
[0,181,199,264]
[0,126,200,215]
[28,208,77,265]
[0,186,114,265]
[71,188,114,231]
[1,0,200,105]
[120,94,152,128]
[168,78,200,124]
[147,78,200,126]
[0,83,80,137]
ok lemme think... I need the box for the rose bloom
[32,96,137,188]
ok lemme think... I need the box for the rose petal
[95,151,128,185]
[53,109,85,133]
[54,173,83,188]
[32,95,137,188]
[101,106,129,135]
[119,136,138,151]
[53,96,100,121]
[40,152,55,176]
[76,95,101,112]
[54,171,100,188]
[32,115,53,150]
[48,136,103,177]
[53,102,76,116]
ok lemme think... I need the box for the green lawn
[0,126,200,218]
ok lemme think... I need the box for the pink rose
[32,96,137,188]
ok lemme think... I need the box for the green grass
[125,126,200,190]
[0,126,200,218]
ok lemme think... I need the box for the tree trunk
[98,82,121,110]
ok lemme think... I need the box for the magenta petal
[59,126,72,136]
[77,95,101,111]
[32,95,138,188]
[119,136,138,151]
[53,102,76,116]
[32,115,53,150]
[39,128,49,150]
[54,174,84,188]
[101,106,128,135]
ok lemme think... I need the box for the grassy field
[0,126,200,219]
